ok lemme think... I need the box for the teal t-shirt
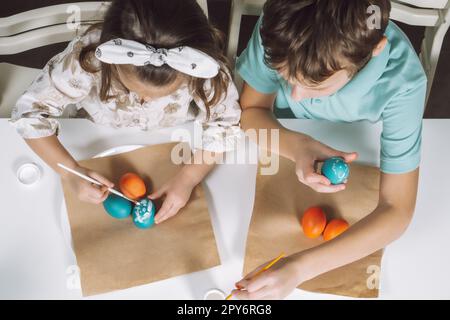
[237,16,427,174]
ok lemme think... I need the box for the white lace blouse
[10,30,242,152]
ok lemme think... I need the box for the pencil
[225,252,286,300]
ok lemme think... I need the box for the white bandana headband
[95,38,220,79]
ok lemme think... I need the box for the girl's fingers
[88,171,114,188]
[154,201,174,224]
[155,204,181,224]
[83,185,108,204]
[98,187,110,202]
[86,191,106,204]
[148,187,166,200]
[88,184,106,199]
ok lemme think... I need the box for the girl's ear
[372,36,388,57]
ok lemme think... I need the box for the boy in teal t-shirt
[232,0,426,299]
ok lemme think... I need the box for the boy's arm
[240,82,358,193]
[294,169,419,281]
[233,169,419,299]
[240,82,301,161]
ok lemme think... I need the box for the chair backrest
[391,0,446,26]
[227,0,449,101]
[227,0,447,63]
[0,0,209,117]
[0,0,209,55]
[396,0,448,9]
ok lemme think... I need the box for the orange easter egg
[323,219,349,241]
[119,173,146,200]
[301,207,327,239]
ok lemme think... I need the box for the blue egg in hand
[132,198,156,229]
[321,157,350,185]
[103,194,133,219]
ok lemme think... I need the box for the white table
[1,119,449,299]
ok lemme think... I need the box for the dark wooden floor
[1,0,448,118]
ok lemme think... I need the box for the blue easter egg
[103,194,132,219]
[321,157,350,185]
[132,199,156,229]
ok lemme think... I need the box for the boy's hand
[294,135,358,193]
[232,255,305,300]
[148,170,197,224]
[63,165,113,204]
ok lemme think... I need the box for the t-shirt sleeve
[236,16,280,94]
[380,80,427,174]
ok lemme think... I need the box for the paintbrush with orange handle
[225,252,286,300]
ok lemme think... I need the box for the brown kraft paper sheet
[61,143,220,296]
[244,156,383,298]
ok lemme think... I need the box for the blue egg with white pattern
[103,194,132,219]
[132,199,156,229]
[321,157,350,185]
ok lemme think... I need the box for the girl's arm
[233,169,419,300]
[149,149,219,224]
[11,33,113,204]
[25,135,79,177]
[149,69,242,224]
[25,135,114,204]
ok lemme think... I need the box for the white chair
[0,0,209,117]
[227,0,450,102]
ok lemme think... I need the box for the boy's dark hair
[261,0,391,85]
[80,0,230,114]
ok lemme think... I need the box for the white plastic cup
[16,162,41,185]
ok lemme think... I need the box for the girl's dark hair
[261,0,391,85]
[79,0,231,115]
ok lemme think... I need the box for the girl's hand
[294,135,358,193]
[232,255,306,300]
[148,170,197,224]
[63,165,114,204]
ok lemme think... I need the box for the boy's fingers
[304,172,331,185]
[321,144,358,163]
[236,264,267,289]
[342,152,359,163]
[310,182,346,193]
[246,274,272,293]
[88,171,114,188]
[230,289,250,300]
[231,288,270,300]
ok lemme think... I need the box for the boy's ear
[372,36,388,57]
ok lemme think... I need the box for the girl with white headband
[11,0,242,224]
